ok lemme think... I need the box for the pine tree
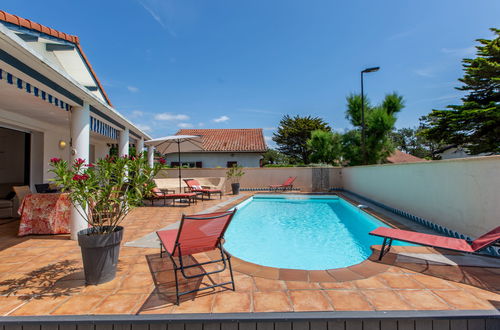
[420,28,500,154]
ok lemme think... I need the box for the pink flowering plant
[49,154,164,234]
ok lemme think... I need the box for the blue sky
[3,1,499,146]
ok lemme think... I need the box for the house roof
[176,129,267,152]
[386,150,427,164]
[0,10,113,106]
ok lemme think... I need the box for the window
[227,161,237,168]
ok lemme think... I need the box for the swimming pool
[224,194,408,270]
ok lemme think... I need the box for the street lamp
[360,66,380,165]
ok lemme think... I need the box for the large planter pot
[231,183,240,195]
[77,226,124,285]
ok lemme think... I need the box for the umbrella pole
[178,141,182,193]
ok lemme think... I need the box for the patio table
[17,193,71,236]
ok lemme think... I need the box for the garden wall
[341,155,500,238]
[156,167,342,192]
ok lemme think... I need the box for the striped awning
[90,116,119,140]
[0,68,71,111]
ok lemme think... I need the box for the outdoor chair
[156,210,237,304]
[269,176,296,191]
[184,179,223,200]
[370,226,500,260]
[35,184,58,193]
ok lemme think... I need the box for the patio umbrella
[144,135,203,192]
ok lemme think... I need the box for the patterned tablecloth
[18,193,71,236]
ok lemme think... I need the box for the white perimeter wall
[342,156,500,238]
[165,152,262,168]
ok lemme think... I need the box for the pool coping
[212,192,425,282]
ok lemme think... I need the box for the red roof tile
[386,150,427,164]
[176,129,267,152]
[0,10,113,106]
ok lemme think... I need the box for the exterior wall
[158,166,341,192]
[165,152,262,168]
[341,156,500,238]
[0,107,113,187]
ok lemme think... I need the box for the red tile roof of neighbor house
[386,150,427,164]
[176,129,267,152]
[0,10,113,106]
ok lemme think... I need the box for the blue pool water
[224,195,408,270]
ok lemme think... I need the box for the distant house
[385,150,427,164]
[434,145,492,160]
[169,129,267,168]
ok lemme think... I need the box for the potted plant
[49,154,164,285]
[226,165,245,195]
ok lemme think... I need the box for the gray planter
[77,226,124,285]
[231,183,240,195]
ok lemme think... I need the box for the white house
[167,129,267,168]
[0,10,153,237]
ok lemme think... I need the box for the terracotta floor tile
[377,274,424,289]
[353,277,389,289]
[172,292,216,314]
[253,291,292,312]
[11,296,71,315]
[51,294,106,315]
[253,266,280,280]
[397,290,450,310]
[117,273,155,294]
[279,269,309,282]
[93,294,146,314]
[348,261,388,278]
[432,290,495,310]
[254,277,286,291]
[411,274,457,289]
[285,281,321,290]
[212,291,251,313]
[325,290,374,311]
[81,276,124,294]
[360,290,413,311]
[327,268,364,282]
[319,281,356,289]
[289,290,332,311]
[221,274,255,291]
[308,270,336,282]
[0,296,29,316]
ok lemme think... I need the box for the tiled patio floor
[0,193,499,316]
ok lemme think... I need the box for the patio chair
[269,176,296,191]
[184,179,223,200]
[148,187,169,206]
[370,226,500,261]
[156,210,237,304]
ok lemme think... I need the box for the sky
[3,1,500,146]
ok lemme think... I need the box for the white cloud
[414,68,435,78]
[127,86,139,93]
[178,122,194,128]
[154,113,190,121]
[131,110,143,117]
[198,122,205,127]
[136,124,152,132]
[139,1,177,37]
[213,115,230,123]
[441,46,475,57]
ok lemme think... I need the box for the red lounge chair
[148,187,170,205]
[184,179,223,200]
[156,210,236,304]
[269,176,296,191]
[370,226,500,260]
[165,193,198,206]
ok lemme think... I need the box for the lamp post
[360,66,380,165]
